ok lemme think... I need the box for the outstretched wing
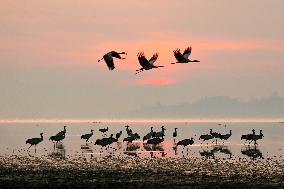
[137,52,149,68]
[111,51,123,59]
[148,53,158,65]
[183,47,192,59]
[103,54,115,70]
[174,49,184,62]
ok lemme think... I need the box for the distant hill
[127,95,284,118]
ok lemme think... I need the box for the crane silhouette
[26,133,43,152]
[171,47,200,64]
[98,51,127,70]
[81,130,94,144]
[135,52,164,74]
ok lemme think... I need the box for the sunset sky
[0,0,284,119]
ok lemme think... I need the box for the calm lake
[0,121,284,160]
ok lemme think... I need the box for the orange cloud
[136,78,176,86]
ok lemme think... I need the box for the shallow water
[0,121,284,160]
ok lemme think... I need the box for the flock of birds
[97,46,200,74]
[26,125,264,159]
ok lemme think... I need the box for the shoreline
[1,155,284,189]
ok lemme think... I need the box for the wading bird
[251,130,264,145]
[171,47,200,64]
[81,130,94,143]
[123,133,140,143]
[98,51,127,70]
[26,133,43,151]
[241,129,256,144]
[177,138,194,153]
[56,126,67,137]
[143,127,155,142]
[173,128,178,143]
[155,126,166,138]
[135,52,164,74]
[199,133,214,145]
[147,137,164,146]
[218,130,232,144]
[210,129,220,144]
[125,125,133,136]
[95,134,117,153]
[116,131,122,140]
[49,134,65,146]
[99,127,108,135]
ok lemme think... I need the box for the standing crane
[81,130,94,144]
[56,126,67,137]
[218,130,232,144]
[26,133,43,152]
[173,128,178,143]
[177,137,194,153]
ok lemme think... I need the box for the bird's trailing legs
[135,68,144,75]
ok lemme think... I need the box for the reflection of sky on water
[0,122,284,160]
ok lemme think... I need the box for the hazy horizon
[1,1,284,119]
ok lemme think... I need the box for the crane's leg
[135,68,144,74]
[28,145,32,149]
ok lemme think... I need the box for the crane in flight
[135,52,164,74]
[171,47,200,64]
[98,51,127,70]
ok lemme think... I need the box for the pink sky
[0,0,284,118]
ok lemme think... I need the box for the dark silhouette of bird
[250,130,264,145]
[171,47,200,64]
[116,131,122,139]
[210,129,220,144]
[125,125,133,136]
[199,133,214,145]
[143,126,155,141]
[98,51,127,70]
[147,137,164,146]
[49,133,65,145]
[218,130,232,144]
[81,130,94,143]
[155,126,166,138]
[95,134,116,147]
[123,133,140,143]
[177,138,194,147]
[56,126,67,137]
[135,52,164,74]
[241,129,256,144]
[99,127,108,134]
[173,128,178,142]
[26,133,43,150]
